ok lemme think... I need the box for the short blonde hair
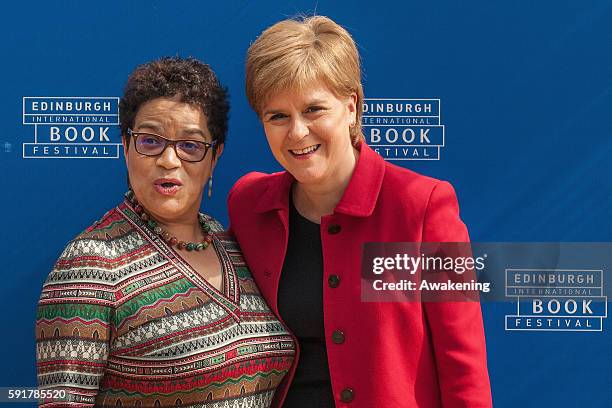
[246,15,364,146]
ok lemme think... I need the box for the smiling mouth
[289,144,320,156]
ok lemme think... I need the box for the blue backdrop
[1,1,610,406]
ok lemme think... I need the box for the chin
[282,158,324,181]
[155,205,189,221]
[291,168,328,186]
[146,196,188,217]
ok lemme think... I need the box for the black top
[277,193,335,407]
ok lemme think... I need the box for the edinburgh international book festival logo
[363,98,445,160]
[505,269,607,332]
[22,96,121,159]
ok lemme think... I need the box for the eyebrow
[262,109,284,117]
[263,99,328,116]
[306,99,327,106]
[181,128,209,141]
[181,128,206,136]
[136,122,163,132]
[136,123,208,141]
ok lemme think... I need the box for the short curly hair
[119,57,229,155]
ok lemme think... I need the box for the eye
[177,141,202,151]
[139,135,162,145]
[305,105,325,114]
[268,113,288,121]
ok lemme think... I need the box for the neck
[293,147,359,223]
[156,217,204,243]
[146,203,204,243]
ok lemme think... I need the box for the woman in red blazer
[229,16,492,407]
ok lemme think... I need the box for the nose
[287,116,309,141]
[156,144,182,169]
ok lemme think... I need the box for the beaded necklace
[125,190,213,251]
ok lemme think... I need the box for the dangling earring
[207,175,213,198]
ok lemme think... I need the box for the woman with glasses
[35,57,295,408]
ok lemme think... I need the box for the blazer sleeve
[36,240,113,407]
[421,181,493,408]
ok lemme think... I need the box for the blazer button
[332,330,345,344]
[327,224,341,234]
[340,387,354,403]
[328,274,340,288]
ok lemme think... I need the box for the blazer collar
[254,142,386,217]
[334,142,386,217]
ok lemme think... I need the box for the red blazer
[228,143,492,408]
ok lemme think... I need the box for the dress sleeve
[36,239,114,407]
[421,181,493,408]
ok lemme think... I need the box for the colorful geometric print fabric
[36,199,296,407]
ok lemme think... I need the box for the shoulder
[60,206,136,259]
[381,160,456,205]
[77,206,134,241]
[376,161,468,240]
[228,171,284,203]
[227,171,289,218]
[199,213,225,233]
[44,206,138,288]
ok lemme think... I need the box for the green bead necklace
[125,190,213,251]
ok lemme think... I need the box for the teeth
[291,145,319,155]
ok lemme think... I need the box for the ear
[346,92,358,124]
[211,143,224,170]
[122,133,130,167]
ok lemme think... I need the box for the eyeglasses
[127,128,216,162]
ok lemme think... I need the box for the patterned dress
[36,198,296,408]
